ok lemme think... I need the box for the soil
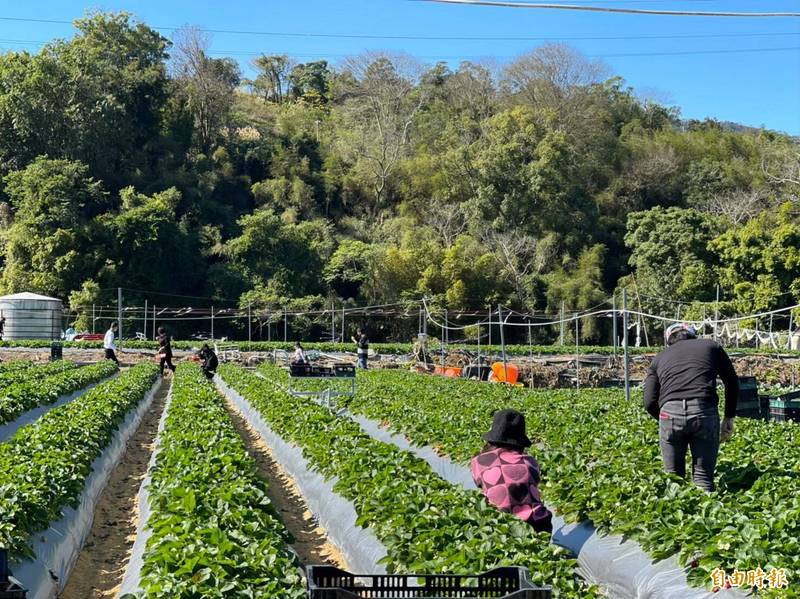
[58,378,170,599]
[222,397,348,570]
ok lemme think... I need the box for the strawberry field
[1,355,796,598]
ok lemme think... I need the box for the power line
[1,15,799,41]
[417,0,800,17]
[3,36,797,61]
[211,46,800,60]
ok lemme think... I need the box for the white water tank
[0,292,64,340]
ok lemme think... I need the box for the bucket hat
[482,409,532,449]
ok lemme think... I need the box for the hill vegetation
[0,13,798,341]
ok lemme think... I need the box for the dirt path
[223,397,348,570]
[59,378,170,599]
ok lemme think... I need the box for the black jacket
[643,338,739,419]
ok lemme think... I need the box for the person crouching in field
[471,409,553,534]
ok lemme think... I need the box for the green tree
[711,202,800,312]
[624,207,722,310]
[1,157,107,297]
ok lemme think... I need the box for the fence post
[248,303,252,350]
[284,308,288,342]
[92,303,96,334]
[498,304,508,382]
[144,299,148,339]
[612,294,617,357]
[560,301,565,346]
[117,287,122,352]
[623,289,630,403]
[152,305,156,340]
[575,313,580,392]
[211,305,215,341]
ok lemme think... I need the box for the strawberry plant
[219,363,598,598]
[340,368,800,596]
[0,359,118,425]
[0,363,158,558]
[132,363,304,599]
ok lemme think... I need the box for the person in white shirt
[292,342,308,365]
[104,322,119,365]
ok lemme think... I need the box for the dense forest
[0,13,798,341]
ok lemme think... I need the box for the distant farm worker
[292,342,309,365]
[0,315,5,340]
[157,326,176,377]
[198,344,218,380]
[471,409,553,534]
[352,328,369,369]
[103,322,119,365]
[644,323,739,492]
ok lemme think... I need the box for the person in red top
[471,409,553,534]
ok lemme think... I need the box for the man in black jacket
[643,323,739,492]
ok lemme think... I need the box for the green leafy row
[0,359,77,387]
[342,368,800,597]
[0,360,118,426]
[2,338,797,358]
[131,363,303,599]
[0,360,35,373]
[220,363,597,598]
[0,363,159,558]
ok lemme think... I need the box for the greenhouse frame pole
[612,294,617,357]
[248,303,252,349]
[560,301,565,346]
[143,300,148,339]
[152,305,156,340]
[92,304,96,334]
[498,304,508,382]
[331,302,335,343]
[211,305,215,341]
[788,311,794,350]
[117,288,122,352]
[528,320,533,389]
[623,289,630,402]
[575,314,580,392]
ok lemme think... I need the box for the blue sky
[1,0,799,133]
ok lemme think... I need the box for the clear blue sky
[1,0,799,133]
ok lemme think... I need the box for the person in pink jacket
[471,409,553,534]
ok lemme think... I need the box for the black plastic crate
[768,392,800,423]
[334,364,356,378]
[0,549,27,598]
[306,566,552,599]
[311,365,335,377]
[290,364,313,377]
[737,376,758,403]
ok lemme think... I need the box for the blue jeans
[659,399,720,492]
[357,354,368,369]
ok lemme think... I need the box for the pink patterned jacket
[470,446,553,533]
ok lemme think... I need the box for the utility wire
[1,15,799,40]
[417,0,800,18]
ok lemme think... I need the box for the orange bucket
[490,362,519,384]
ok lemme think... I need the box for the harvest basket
[769,391,800,423]
[306,566,552,599]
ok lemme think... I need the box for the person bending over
[644,322,739,492]
[471,409,553,534]
[198,344,218,379]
